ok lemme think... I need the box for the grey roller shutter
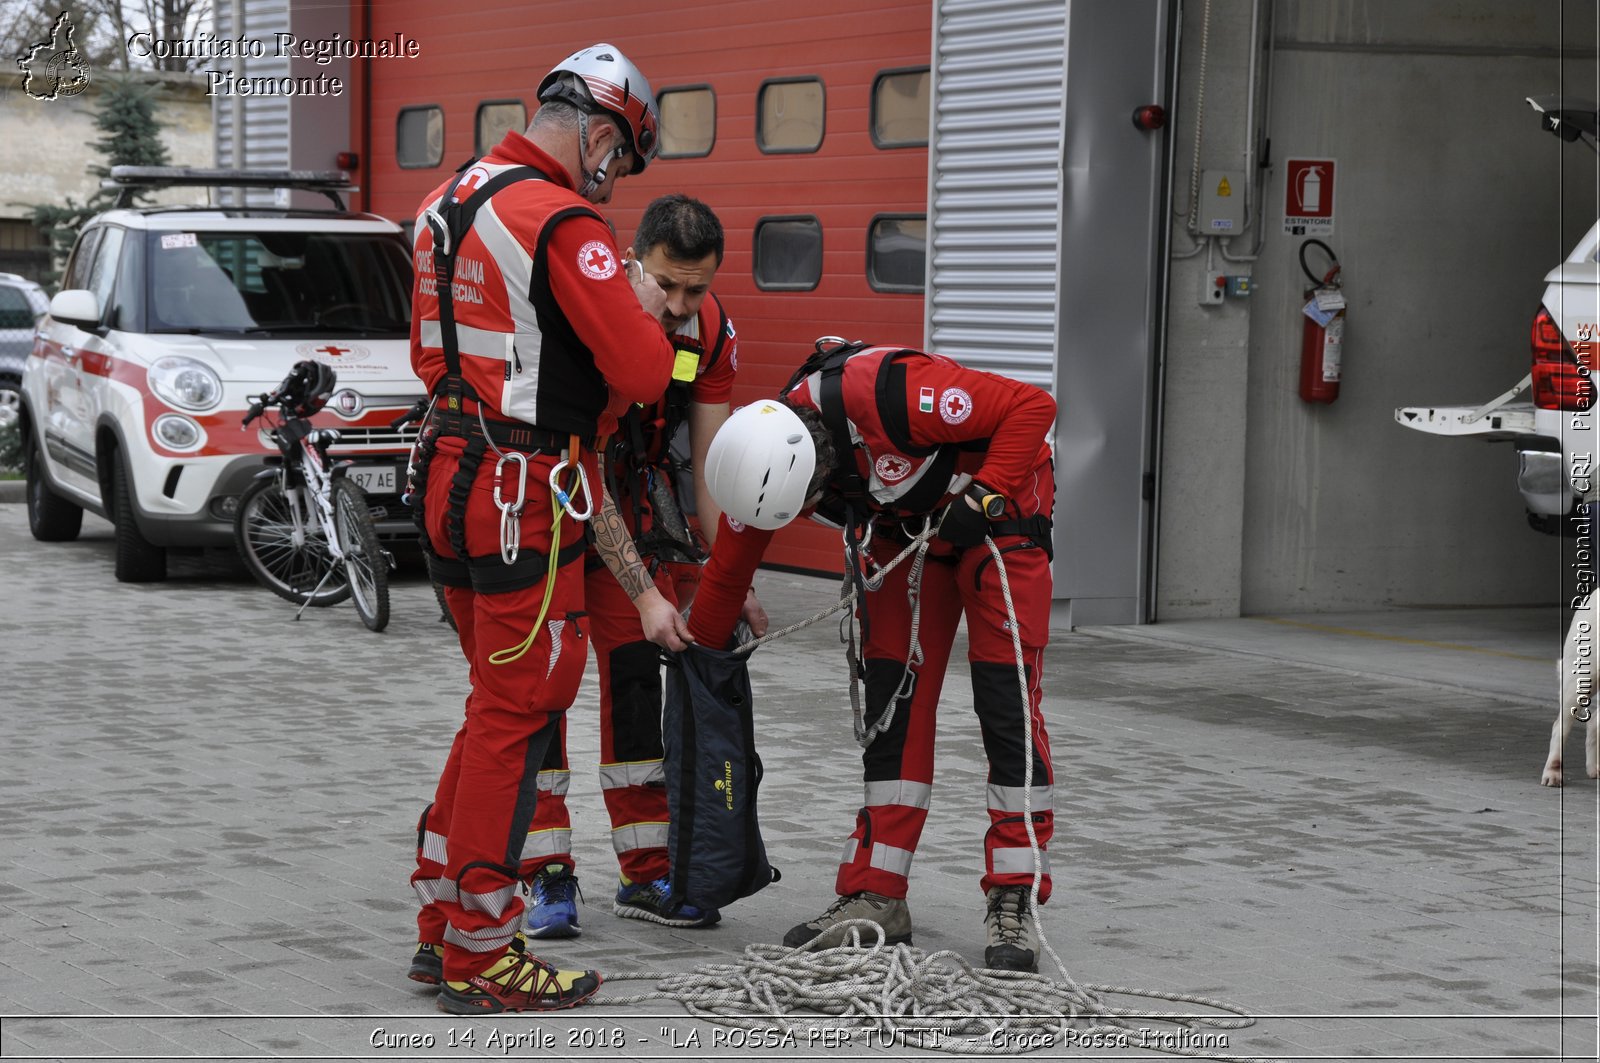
[925,0,1066,391]
[213,0,291,206]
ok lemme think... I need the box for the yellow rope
[488,467,577,667]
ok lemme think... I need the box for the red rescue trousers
[577,558,682,883]
[410,435,595,980]
[845,463,1055,901]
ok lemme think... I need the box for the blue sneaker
[613,875,720,928]
[526,864,581,939]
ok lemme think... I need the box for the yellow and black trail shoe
[436,945,601,1014]
[409,930,528,987]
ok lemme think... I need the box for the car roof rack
[103,166,360,211]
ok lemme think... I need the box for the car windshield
[146,230,411,336]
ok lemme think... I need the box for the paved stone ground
[0,504,1596,1062]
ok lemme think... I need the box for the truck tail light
[1530,306,1594,411]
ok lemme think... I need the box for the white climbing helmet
[704,400,817,530]
[537,43,661,172]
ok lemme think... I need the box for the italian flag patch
[919,386,935,413]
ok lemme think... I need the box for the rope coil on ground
[599,922,1271,1061]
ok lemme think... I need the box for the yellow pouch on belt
[672,348,699,383]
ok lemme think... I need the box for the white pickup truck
[1396,97,1599,533]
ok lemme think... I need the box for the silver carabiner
[548,458,593,521]
[494,452,528,565]
[422,207,451,257]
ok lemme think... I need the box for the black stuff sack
[663,642,779,911]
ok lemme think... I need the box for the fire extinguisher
[1298,239,1345,404]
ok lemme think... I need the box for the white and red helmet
[538,43,661,173]
[704,400,817,530]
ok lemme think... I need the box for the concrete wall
[1158,0,1599,618]
[1156,0,1258,619]
[0,70,213,221]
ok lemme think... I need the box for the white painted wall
[0,70,213,221]
[1158,0,1599,618]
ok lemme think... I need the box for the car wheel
[111,453,166,582]
[0,375,20,430]
[25,430,83,542]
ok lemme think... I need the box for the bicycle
[234,360,391,632]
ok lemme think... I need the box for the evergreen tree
[26,76,170,287]
[89,77,171,177]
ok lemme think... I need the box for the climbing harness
[407,156,615,668]
[606,297,731,570]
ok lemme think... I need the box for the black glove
[937,498,989,548]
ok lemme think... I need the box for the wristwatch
[965,481,1006,520]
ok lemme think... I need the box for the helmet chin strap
[575,111,627,199]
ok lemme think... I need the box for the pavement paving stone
[2,506,1598,1061]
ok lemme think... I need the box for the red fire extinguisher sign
[1284,158,1336,236]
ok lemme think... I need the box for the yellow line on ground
[1253,616,1549,662]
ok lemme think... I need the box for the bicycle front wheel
[333,478,390,632]
[234,477,351,606]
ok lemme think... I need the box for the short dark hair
[783,400,836,501]
[635,193,724,266]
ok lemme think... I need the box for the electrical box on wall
[1200,170,1245,234]
[1199,271,1253,307]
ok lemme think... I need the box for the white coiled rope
[599,924,1263,1059]
[604,518,1275,1062]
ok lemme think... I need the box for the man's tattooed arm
[592,483,655,600]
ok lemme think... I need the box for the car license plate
[349,464,398,494]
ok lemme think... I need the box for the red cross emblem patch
[452,165,491,202]
[939,387,973,425]
[875,453,912,483]
[578,240,618,280]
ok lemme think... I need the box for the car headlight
[148,356,223,412]
[152,413,205,452]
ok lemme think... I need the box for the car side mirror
[49,289,101,330]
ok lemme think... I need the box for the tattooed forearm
[593,483,655,601]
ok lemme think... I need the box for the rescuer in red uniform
[690,340,1058,972]
[524,194,759,935]
[404,44,693,1014]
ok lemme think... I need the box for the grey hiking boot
[782,891,913,949]
[983,885,1039,972]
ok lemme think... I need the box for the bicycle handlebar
[389,398,429,431]
[242,386,287,426]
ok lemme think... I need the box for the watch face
[984,496,1006,519]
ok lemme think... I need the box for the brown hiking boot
[983,885,1039,972]
[782,891,913,949]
